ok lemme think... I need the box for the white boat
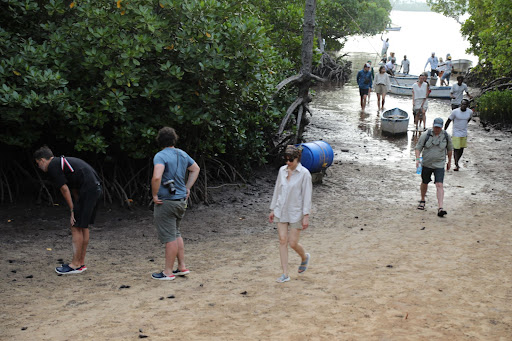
[385,23,401,31]
[390,75,438,86]
[451,59,473,74]
[389,84,451,99]
[381,108,409,135]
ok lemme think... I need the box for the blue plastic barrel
[296,141,334,173]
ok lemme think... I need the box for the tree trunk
[274,0,323,146]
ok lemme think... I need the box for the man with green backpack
[415,118,453,217]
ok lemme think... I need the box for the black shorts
[359,88,369,96]
[421,167,445,184]
[75,183,102,228]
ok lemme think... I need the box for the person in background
[387,52,396,65]
[381,35,389,58]
[450,76,472,110]
[385,59,395,76]
[437,57,445,80]
[367,60,375,105]
[444,99,473,171]
[374,66,391,111]
[356,63,373,111]
[150,127,200,280]
[424,52,439,81]
[269,145,313,283]
[412,72,430,131]
[399,55,410,74]
[34,146,102,275]
[415,118,453,217]
[440,55,453,86]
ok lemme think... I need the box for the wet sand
[1,86,512,340]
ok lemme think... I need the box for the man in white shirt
[450,76,472,110]
[444,99,473,171]
[424,52,439,79]
[381,35,389,57]
[400,55,410,74]
[385,60,394,76]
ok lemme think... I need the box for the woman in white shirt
[374,66,391,111]
[269,145,313,283]
[412,73,430,131]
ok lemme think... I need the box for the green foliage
[249,0,391,66]
[476,90,512,125]
[0,0,294,168]
[428,0,512,77]
[427,0,468,21]
[317,0,392,51]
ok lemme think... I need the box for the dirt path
[1,110,512,339]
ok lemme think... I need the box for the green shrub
[0,0,294,168]
[477,90,512,125]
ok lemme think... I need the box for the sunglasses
[284,156,296,162]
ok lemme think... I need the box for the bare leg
[175,236,186,271]
[288,228,306,262]
[454,148,463,169]
[435,182,444,209]
[381,93,386,109]
[361,95,367,111]
[420,182,428,202]
[163,240,179,276]
[422,110,427,129]
[277,223,290,276]
[78,228,89,265]
[376,94,382,110]
[70,227,85,269]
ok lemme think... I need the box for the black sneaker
[172,268,190,276]
[151,272,175,280]
[55,264,82,275]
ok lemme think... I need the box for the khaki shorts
[153,200,187,243]
[375,84,388,95]
[274,216,303,229]
[452,136,468,149]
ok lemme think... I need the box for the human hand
[302,215,309,230]
[268,211,274,223]
[70,211,76,227]
[153,195,163,205]
[447,160,451,171]
[186,188,190,200]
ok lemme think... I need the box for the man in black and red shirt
[34,146,102,275]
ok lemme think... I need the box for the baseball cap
[433,118,443,127]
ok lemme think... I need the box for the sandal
[417,201,426,210]
[437,208,447,217]
[298,253,310,274]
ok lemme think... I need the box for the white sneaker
[276,274,290,283]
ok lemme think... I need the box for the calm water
[341,10,478,76]
[304,10,475,166]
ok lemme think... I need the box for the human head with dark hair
[284,145,302,162]
[156,127,179,148]
[34,146,54,160]
[457,75,464,85]
[34,146,54,172]
[379,65,385,73]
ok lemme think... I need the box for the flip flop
[417,201,426,210]
[298,253,310,274]
[437,208,447,217]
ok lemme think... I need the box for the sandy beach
[1,107,512,340]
